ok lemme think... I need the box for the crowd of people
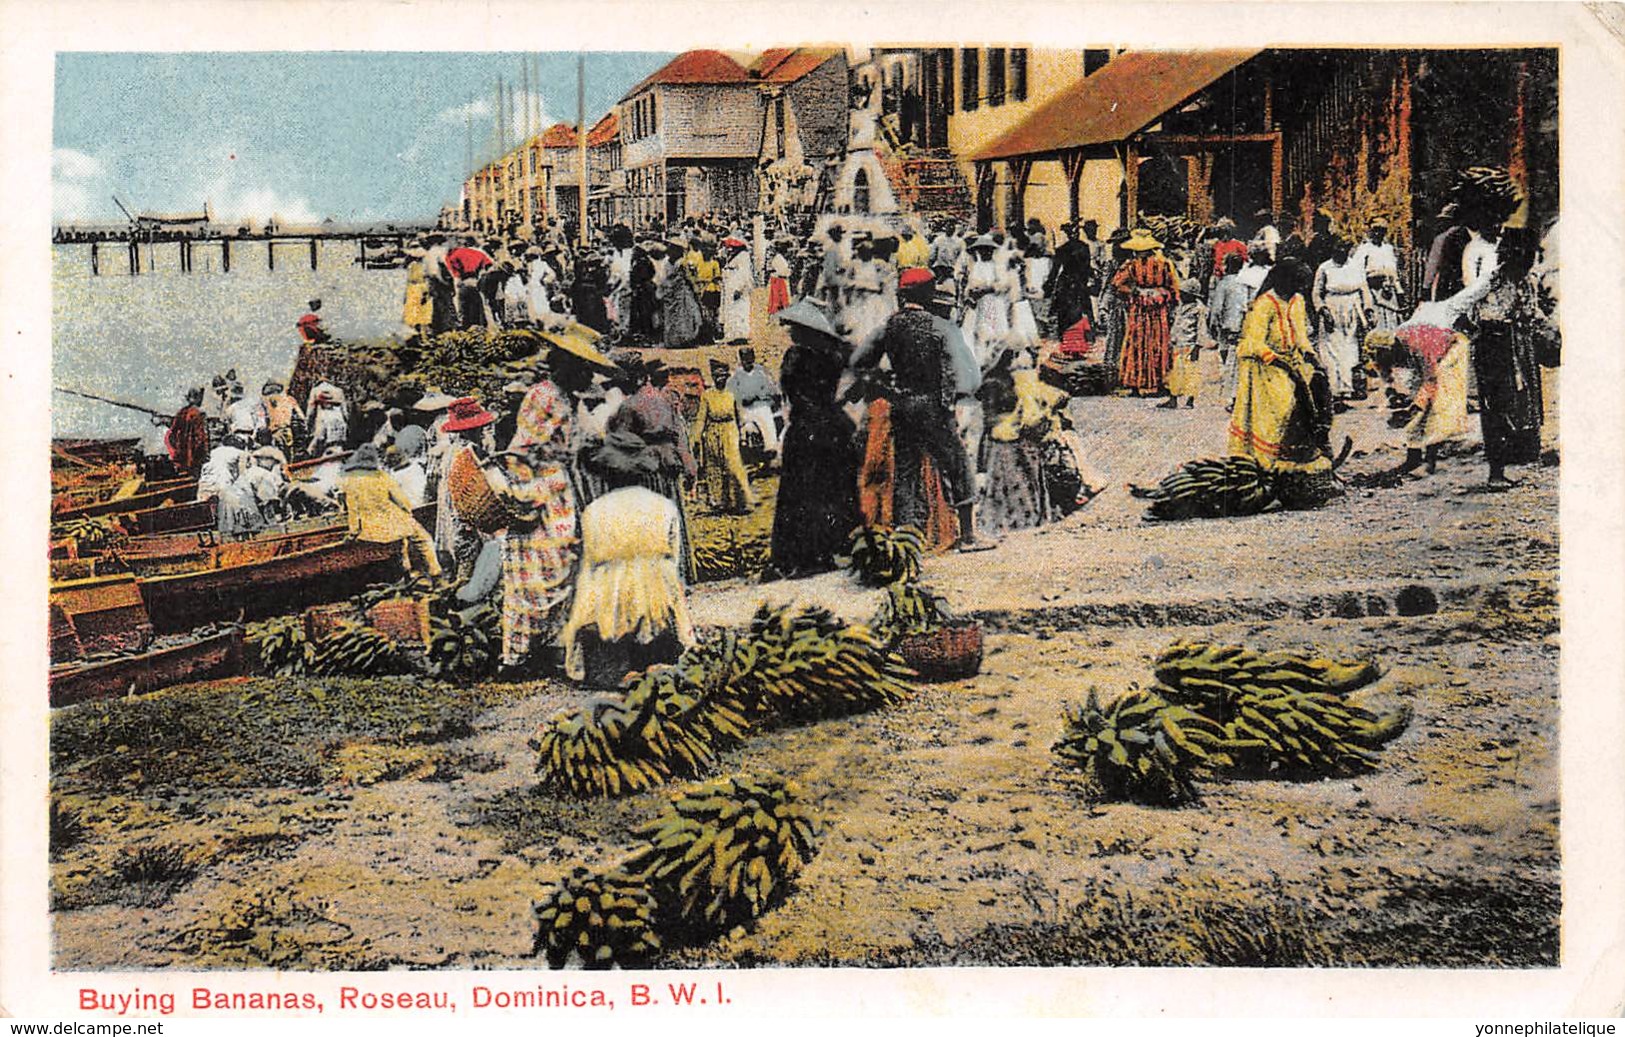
[148,163,1557,687]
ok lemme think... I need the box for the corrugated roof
[622,50,750,100]
[540,122,578,148]
[748,47,840,84]
[973,49,1262,161]
[587,111,620,147]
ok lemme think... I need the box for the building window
[961,48,980,111]
[1084,49,1112,76]
[988,48,1006,107]
[1011,48,1028,102]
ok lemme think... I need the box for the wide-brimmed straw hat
[970,234,998,252]
[413,391,457,412]
[1122,227,1163,251]
[251,446,287,465]
[775,299,839,339]
[442,397,496,433]
[342,444,382,471]
[537,324,617,369]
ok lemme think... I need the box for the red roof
[973,49,1262,161]
[587,111,620,147]
[622,50,749,100]
[748,47,840,84]
[540,122,578,148]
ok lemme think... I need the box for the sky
[53,52,674,226]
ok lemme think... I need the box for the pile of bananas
[1152,641,1382,716]
[1129,456,1276,522]
[246,615,313,677]
[532,696,676,798]
[531,866,662,969]
[308,621,410,678]
[625,776,820,938]
[532,606,912,798]
[425,604,499,680]
[1052,688,1232,806]
[1220,686,1411,778]
[844,526,925,587]
[692,525,771,582]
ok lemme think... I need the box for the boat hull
[50,629,244,708]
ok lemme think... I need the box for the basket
[1274,466,1338,511]
[895,620,984,682]
[447,449,514,535]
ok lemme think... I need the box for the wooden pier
[55,224,434,276]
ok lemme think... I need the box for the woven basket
[1274,467,1338,511]
[304,602,362,643]
[366,597,431,646]
[448,449,514,535]
[896,620,984,682]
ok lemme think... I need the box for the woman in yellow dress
[1227,258,1331,474]
[402,242,433,340]
[560,431,697,687]
[338,444,442,577]
[691,359,754,514]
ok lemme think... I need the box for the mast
[578,53,588,246]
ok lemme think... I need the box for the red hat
[442,397,496,432]
[721,237,747,249]
[899,266,936,289]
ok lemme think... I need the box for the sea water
[52,239,408,438]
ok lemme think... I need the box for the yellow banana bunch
[1052,688,1231,807]
[1153,640,1382,714]
[309,621,408,677]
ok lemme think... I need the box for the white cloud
[403,90,555,165]
[53,148,112,221]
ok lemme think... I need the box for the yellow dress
[1227,291,1326,473]
[560,486,697,681]
[402,259,433,328]
[692,387,754,511]
[340,468,442,576]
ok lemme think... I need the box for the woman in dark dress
[628,243,661,343]
[1472,226,1552,486]
[570,252,611,334]
[768,300,860,578]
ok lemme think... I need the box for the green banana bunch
[246,614,313,677]
[532,866,662,969]
[426,605,498,679]
[1222,687,1411,779]
[626,775,819,937]
[1052,688,1232,807]
[532,696,674,798]
[1153,641,1383,717]
[844,526,925,587]
[1131,456,1276,522]
[308,621,409,677]
[741,605,913,724]
[56,515,123,551]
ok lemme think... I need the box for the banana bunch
[426,605,498,680]
[692,525,772,582]
[532,865,662,969]
[1222,687,1411,778]
[56,516,123,552]
[308,621,409,677]
[1130,456,1276,522]
[1052,688,1232,806]
[872,580,954,642]
[1153,641,1382,717]
[742,605,913,724]
[652,640,753,750]
[532,696,674,798]
[844,526,925,587]
[246,615,313,677]
[626,775,819,936]
[619,668,722,781]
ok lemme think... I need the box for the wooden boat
[138,538,408,634]
[55,478,198,522]
[119,523,348,577]
[50,629,244,708]
[53,437,141,469]
[50,574,155,659]
[124,497,217,535]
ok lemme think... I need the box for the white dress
[960,258,1016,369]
[1313,258,1373,396]
[197,445,246,502]
[526,259,558,322]
[721,252,754,342]
[840,259,894,348]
